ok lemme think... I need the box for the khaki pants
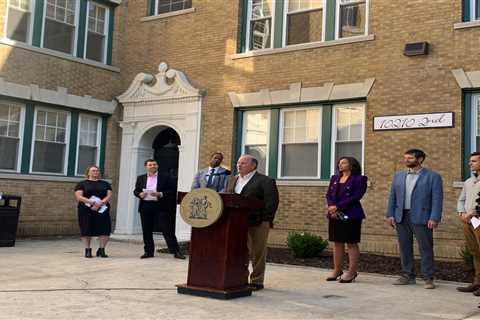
[247,221,270,285]
[463,223,480,283]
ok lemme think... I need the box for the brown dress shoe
[457,283,480,292]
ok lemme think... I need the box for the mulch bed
[170,243,473,283]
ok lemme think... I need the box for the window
[469,0,480,21]
[332,104,364,169]
[32,109,69,174]
[6,0,32,43]
[242,110,270,174]
[76,115,101,175]
[156,0,192,15]
[247,0,273,50]
[280,108,321,178]
[336,0,367,39]
[43,0,77,54]
[285,0,323,45]
[85,2,108,62]
[0,102,23,171]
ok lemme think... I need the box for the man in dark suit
[226,154,279,291]
[191,151,231,192]
[133,159,185,259]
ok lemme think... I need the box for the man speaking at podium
[226,154,279,291]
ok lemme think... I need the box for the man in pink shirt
[134,159,185,259]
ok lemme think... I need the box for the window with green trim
[247,0,274,50]
[285,0,324,45]
[76,114,102,175]
[155,0,192,15]
[469,94,480,152]
[335,0,367,39]
[466,0,480,21]
[31,108,70,174]
[5,0,33,43]
[43,0,78,54]
[0,102,24,172]
[240,103,364,179]
[85,1,109,63]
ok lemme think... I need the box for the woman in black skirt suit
[74,165,112,258]
[325,157,367,283]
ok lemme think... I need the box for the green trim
[321,105,333,180]
[239,0,248,53]
[273,0,284,48]
[76,0,88,58]
[20,104,35,174]
[268,109,280,178]
[149,0,156,15]
[32,0,44,47]
[464,0,471,22]
[99,116,108,173]
[464,92,473,179]
[325,0,336,41]
[233,110,244,173]
[67,112,79,176]
[106,6,115,65]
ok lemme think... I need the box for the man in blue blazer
[387,149,443,289]
[191,152,231,192]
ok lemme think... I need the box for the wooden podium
[176,192,263,299]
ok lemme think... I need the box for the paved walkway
[1,238,480,320]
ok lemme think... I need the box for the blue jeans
[396,210,434,280]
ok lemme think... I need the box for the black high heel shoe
[339,272,358,283]
[85,248,92,258]
[96,248,108,258]
[326,270,343,281]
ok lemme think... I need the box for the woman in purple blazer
[325,157,368,283]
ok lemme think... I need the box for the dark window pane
[0,137,19,170]
[43,19,74,54]
[86,31,105,62]
[287,9,322,45]
[335,142,362,166]
[281,143,318,177]
[245,145,267,175]
[32,141,65,173]
[339,3,366,38]
[6,8,30,42]
[77,145,97,175]
[477,0,480,19]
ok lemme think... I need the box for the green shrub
[460,246,474,271]
[287,231,328,258]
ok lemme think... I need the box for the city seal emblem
[180,188,223,228]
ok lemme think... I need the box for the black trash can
[0,194,21,247]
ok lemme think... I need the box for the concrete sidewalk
[1,238,479,320]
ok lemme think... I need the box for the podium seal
[180,188,223,228]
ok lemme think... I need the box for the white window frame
[282,0,326,47]
[30,107,71,175]
[0,101,25,173]
[241,110,271,175]
[4,0,35,44]
[155,0,192,15]
[41,0,80,55]
[471,94,480,151]
[245,0,275,52]
[83,1,109,64]
[335,0,369,40]
[330,103,365,175]
[278,107,322,179]
[75,113,102,176]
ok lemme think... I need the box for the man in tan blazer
[226,154,279,291]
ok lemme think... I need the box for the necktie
[206,168,215,188]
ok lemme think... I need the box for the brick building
[1,0,479,259]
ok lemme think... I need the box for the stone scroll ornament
[180,188,223,228]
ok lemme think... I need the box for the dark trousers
[139,202,180,255]
[396,210,434,280]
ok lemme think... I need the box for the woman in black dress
[325,157,368,283]
[74,165,113,258]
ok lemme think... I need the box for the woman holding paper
[74,165,113,258]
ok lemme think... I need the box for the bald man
[226,154,279,291]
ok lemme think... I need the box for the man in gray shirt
[457,152,480,295]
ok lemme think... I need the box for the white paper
[471,217,480,229]
[85,196,108,213]
[142,188,156,194]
